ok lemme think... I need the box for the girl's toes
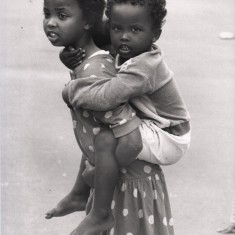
[45,209,55,219]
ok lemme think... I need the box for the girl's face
[110,3,156,60]
[43,0,87,48]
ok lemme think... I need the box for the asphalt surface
[1,0,235,234]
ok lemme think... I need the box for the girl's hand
[82,160,95,188]
[60,47,86,70]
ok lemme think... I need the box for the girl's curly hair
[77,0,106,29]
[105,0,167,30]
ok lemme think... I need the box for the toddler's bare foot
[45,192,87,219]
[70,212,114,235]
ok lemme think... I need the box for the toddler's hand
[60,47,86,70]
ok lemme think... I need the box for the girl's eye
[111,25,120,31]
[43,11,50,19]
[59,13,67,20]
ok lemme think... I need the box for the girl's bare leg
[45,156,90,219]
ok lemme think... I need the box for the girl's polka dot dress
[65,53,174,235]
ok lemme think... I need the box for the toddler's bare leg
[116,128,143,167]
[45,157,90,219]
[70,130,118,235]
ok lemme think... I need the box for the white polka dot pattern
[148,215,154,225]
[82,126,87,133]
[155,174,160,180]
[92,127,100,135]
[110,227,114,235]
[83,63,90,70]
[169,218,174,226]
[83,110,89,117]
[153,190,158,200]
[144,165,152,173]
[123,209,128,216]
[163,217,167,226]
[104,111,113,119]
[133,188,138,198]
[138,209,143,218]
[111,200,115,210]
[121,183,127,192]
[88,145,94,152]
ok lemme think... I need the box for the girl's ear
[152,29,162,43]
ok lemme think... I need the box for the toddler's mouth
[119,44,131,55]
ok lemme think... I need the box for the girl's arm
[73,155,91,196]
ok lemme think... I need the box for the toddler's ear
[152,29,162,42]
[84,23,92,30]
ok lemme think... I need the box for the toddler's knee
[116,136,143,167]
[95,130,117,152]
[118,133,143,154]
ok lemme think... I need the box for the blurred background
[1,0,235,234]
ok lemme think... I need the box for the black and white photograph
[1,0,234,234]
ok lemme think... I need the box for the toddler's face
[43,0,86,48]
[110,3,156,60]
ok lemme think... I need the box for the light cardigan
[67,45,190,136]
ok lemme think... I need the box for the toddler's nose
[121,32,129,41]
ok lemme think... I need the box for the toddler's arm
[60,47,85,70]
[61,50,171,111]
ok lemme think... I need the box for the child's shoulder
[78,51,116,78]
[136,44,162,61]
[118,45,163,72]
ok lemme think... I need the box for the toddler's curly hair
[77,0,105,29]
[105,0,167,30]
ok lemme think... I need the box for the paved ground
[1,0,235,234]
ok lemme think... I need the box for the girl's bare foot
[217,224,235,234]
[45,192,88,219]
[69,212,114,235]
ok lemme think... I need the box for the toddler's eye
[131,27,141,32]
[59,13,67,20]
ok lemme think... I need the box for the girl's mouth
[47,31,59,43]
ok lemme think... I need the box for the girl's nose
[47,17,57,28]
